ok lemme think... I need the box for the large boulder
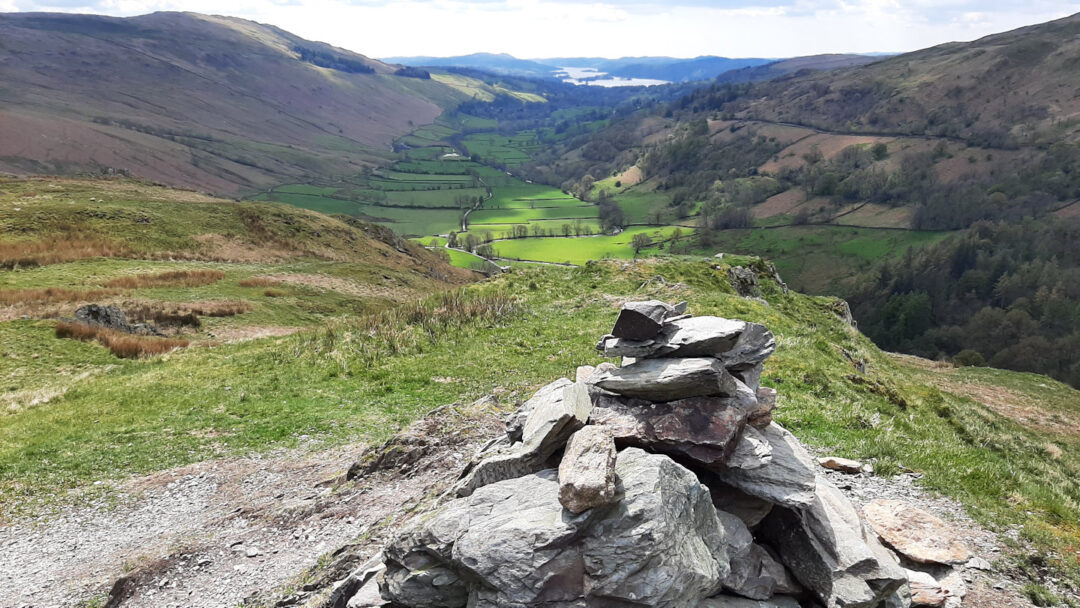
[713,422,817,509]
[592,357,739,401]
[589,388,752,467]
[610,300,674,340]
[862,500,972,565]
[758,477,908,608]
[382,449,732,608]
[558,426,617,513]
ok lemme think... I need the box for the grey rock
[964,557,991,571]
[589,386,752,467]
[505,378,572,443]
[458,379,590,496]
[696,594,801,608]
[758,477,908,608]
[720,323,776,371]
[728,267,760,298]
[724,425,772,470]
[593,357,739,401]
[520,380,591,461]
[714,422,817,509]
[598,316,747,359]
[673,301,689,314]
[73,304,163,336]
[451,444,548,498]
[747,387,776,429]
[383,449,731,608]
[705,481,774,528]
[558,426,617,513]
[727,544,802,600]
[611,300,674,340]
[717,511,754,592]
[574,365,596,383]
[731,363,764,392]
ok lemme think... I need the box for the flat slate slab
[862,499,972,565]
[592,357,739,401]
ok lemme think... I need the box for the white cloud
[6,0,1080,58]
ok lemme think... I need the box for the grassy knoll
[491,226,688,265]
[2,257,1079,599]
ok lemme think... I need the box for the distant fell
[0,12,475,194]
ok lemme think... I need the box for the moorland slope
[0,12,478,194]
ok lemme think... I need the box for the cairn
[371,301,916,608]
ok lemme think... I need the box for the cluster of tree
[292,45,374,74]
[849,219,1080,387]
[394,66,430,79]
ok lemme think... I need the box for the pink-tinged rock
[906,569,946,607]
[558,426,617,513]
[863,500,972,565]
[818,456,864,474]
[748,387,776,429]
[589,388,751,467]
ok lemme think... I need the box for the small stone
[747,387,776,429]
[965,557,991,571]
[245,547,259,558]
[574,365,596,383]
[819,456,865,474]
[558,426,617,513]
[863,500,972,565]
[610,300,673,340]
[905,569,945,607]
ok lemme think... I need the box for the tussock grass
[123,300,253,328]
[0,287,122,306]
[293,289,520,370]
[55,321,190,358]
[105,269,225,289]
[0,235,130,269]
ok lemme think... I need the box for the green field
[468,205,599,224]
[492,226,689,265]
[462,132,542,166]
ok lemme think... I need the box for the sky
[3,0,1079,59]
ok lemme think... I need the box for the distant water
[554,66,668,88]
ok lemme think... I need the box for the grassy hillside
[0,12,497,195]
[2,242,1079,602]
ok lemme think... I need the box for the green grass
[688,226,952,294]
[3,258,1079,593]
[486,185,582,209]
[612,187,671,223]
[468,205,599,225]
[491,226,688,265]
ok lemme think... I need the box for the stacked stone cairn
[378,301,912,608]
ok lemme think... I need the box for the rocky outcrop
[73,304,162,336]
[365,301,914,608]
